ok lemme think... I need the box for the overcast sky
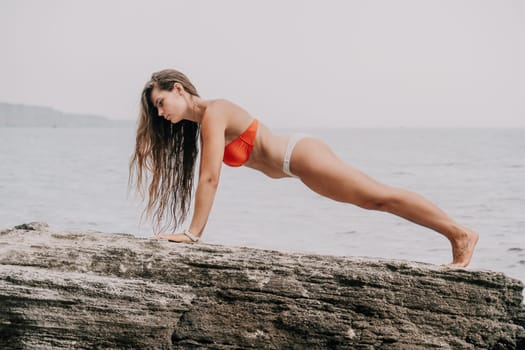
[1,0,524,128]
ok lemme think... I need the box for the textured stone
[0,223,524,349]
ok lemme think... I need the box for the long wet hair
[129,69,200,232]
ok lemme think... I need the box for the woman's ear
[174,83,184,95]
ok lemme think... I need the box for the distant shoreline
[0,102,134,128]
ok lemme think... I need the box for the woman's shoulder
[205,98,239,113]
[200,99,234,131]
[203,99,251,122]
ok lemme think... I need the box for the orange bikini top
[223,118,258,167]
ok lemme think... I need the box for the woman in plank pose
[129,69,478,267]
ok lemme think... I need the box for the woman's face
[150,84,188,124]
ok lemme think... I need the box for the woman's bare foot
[443,226,479,268]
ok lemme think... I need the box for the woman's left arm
[155,111,225,243]
[186,111,226,238]
[156,111,226,243]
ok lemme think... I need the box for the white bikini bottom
[283,133,309,178]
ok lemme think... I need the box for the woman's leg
[289,138,479,267]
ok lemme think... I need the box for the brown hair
[129,69,200,232]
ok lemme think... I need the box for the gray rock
[0,223,524,349]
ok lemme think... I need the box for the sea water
[0,126,523,290]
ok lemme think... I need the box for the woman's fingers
[153,233,193,243]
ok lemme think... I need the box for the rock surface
[0,223,524,349]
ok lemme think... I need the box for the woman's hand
[154,233,195,243]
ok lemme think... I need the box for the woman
[129,69,478,267]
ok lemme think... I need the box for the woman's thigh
[291,138,392,206]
